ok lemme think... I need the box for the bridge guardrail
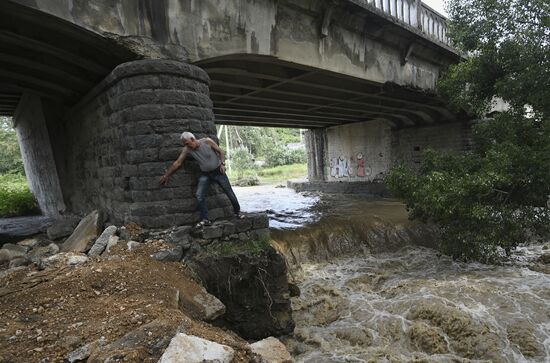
[359,0,450,46]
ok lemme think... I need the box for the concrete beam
[0,54,95,91]
[0,31,109,75]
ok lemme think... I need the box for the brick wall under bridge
[304,119,472,186]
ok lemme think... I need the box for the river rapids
[234,185,550,363]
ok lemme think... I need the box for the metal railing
[361,0,450,45]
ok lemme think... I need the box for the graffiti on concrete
[329,152,371,179]
[356,152,372,177]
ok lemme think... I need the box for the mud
[0,241,252,362]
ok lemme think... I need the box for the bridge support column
[305,129,328,182]
[62,60,233,227]
[13,94,66,217]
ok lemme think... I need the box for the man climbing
[159,132,241,228]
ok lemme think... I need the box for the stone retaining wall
[60,60,234,227]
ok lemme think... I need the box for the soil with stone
[0,241,254,362]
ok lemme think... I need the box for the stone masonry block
[110,91,158,111]
[115,104,164,122]
[158,147,182,161]
[161,105,214,120]
[167,226,192,244]
[233,218,252,233]
[112,74,161,93]
[128,134,164,149]
[109,60,210,85]
[125,149,159,163]
[198,225,223,240]
[131,215,175,228]
[250,213,269,229]
[138,162,170,176]
[130,188,192,202]
[217,221,235,235]
[158,75,209,94]
[129,175,196,190]
[160,133,182,148]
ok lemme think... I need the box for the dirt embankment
[0,241,253,362]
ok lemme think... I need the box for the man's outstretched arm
[160,149,188,186]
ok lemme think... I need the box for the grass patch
[229,163,307,185]
[0,173,39,217]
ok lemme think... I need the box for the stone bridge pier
[16,59,235,227]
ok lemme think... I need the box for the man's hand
[219,164,226,174]
[159,175,169,186]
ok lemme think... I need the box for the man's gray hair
[180,131,195,141]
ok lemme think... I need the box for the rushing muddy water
[234,186,550,363]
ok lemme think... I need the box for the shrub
[386,114,550,262]
[230,147,255,179]
[0,173,39,217]
[265,144,306,167]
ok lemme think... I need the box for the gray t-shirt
[186,139,221,172]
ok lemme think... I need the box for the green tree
[386,0,550,261]
[0,117,24,174]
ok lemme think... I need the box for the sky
[422,0,447,16]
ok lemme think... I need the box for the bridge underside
[0,0,135,117]
[199,55,457,129]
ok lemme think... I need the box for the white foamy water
[286,246,550,363]
[235,185,550,362]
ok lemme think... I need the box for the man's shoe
[195,219,212,228]
[235,213,245,219]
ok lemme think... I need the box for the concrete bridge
[0,0,470,227]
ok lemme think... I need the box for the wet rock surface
[190,245,295,340]
[250,336,293,363]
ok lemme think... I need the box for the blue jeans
[196,167,240,220]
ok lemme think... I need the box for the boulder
[186,286,226,321]
[158,333,235,363]
[193,225,223,240]
[16,238,39,249]
[166,226,192,246]
[9,256,30,268]
[127,241,140,251]
[61,211,102,253]
[87,318,178,363]
[28,243,59,263]
[103,236,119,254]
[65,337,105,363]
[0,243,27,264]
[88,225,117,256]
[154,245,183,262]
[39,252,88,268]
[250,337,293,363]
[46,215,81,240]
[66,254,89,266]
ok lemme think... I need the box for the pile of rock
[0,209,270,271]
[158,334,292,363]
[1,209,295,362]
